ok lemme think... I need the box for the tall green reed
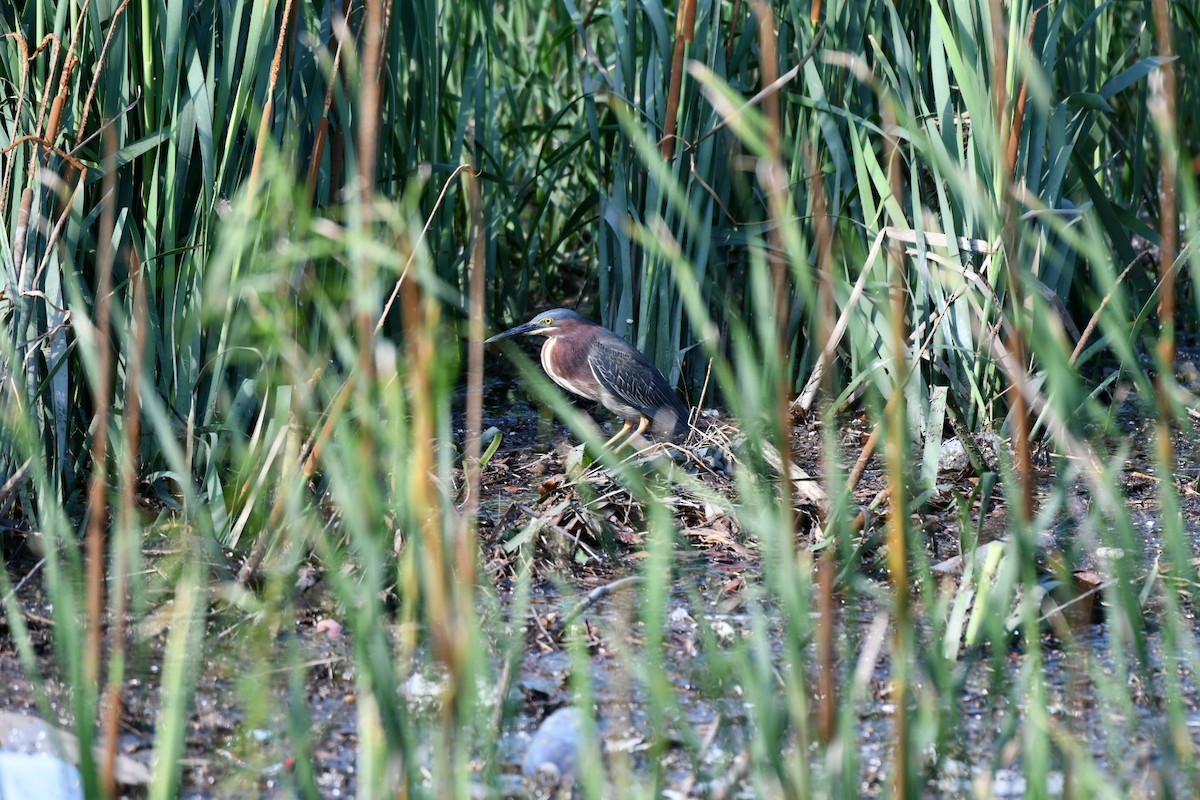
[0,0,1197,797]
[576,0,1198,797]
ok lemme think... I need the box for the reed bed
[0,0,1197,797]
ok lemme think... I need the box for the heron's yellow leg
[603,420,635,449]
[612,417,652,452]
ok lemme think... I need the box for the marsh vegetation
[1,0,1198,797]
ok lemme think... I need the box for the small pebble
[668,606,696,634]
[709,619,736,645]
[522,707,587,792]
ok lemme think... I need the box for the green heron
[485,308,690,448]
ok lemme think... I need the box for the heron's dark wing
[588,336,688,430]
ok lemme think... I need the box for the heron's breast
[541,336,602,399]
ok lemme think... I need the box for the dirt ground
[1,364,1198,798]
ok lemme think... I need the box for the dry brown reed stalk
[355,0,385,425]
[749,0,796,528]
[28,36,60,147]
[47,2,130,197]
[1147,26,1184,770]
[1150,0,1178,426]
[305,24,350,206]
[330,123,345,202]
[357,0,383,211]
[293,7,351,481]
[375,0,393,127]
[286,0,301,66]
[328,0,366,204]
[62,0,95,62]
[400,273,465,749]
[725,0,743,67]
[84,126,118,800]
[1004,7,1041,179]
[989,0,1034,524]
[343,0,386,523]
[307,113,332,205]
[0,34,41,212]
[461,151,486,591]
[809,145,837,745]
[72,1,131,154]
[248,0,298,203]
[661,0,696,160]
[880,93,911,800]
[100,244,145,796]
[0,45,22,211]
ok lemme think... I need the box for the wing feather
[588,337,688,432]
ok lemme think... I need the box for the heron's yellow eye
[542,317,553,325]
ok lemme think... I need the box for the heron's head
[484,308,593,343]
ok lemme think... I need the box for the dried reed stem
[306,29,348,205]
[355,0,385,406]
[73,1,131,152]
[749,0,793,494]
[100,244,144,795]
[461,157,485,588]
[989,0,1034,524]
[248,0,297,202]
[810,147,837,745]
[1150,0,1177,375]
[1003,8,1039,177]
[881,97,910,800]
[85,123,119,799]
[661,0,696,160]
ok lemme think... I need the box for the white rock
[0,752,82,800]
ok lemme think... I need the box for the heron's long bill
[484,321,539,343]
